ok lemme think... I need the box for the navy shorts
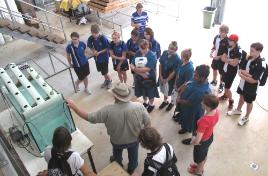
[237,87,256,103]
[96,61,108,75]
[211,59,224,75]
[222,72,236,89]
[194,134,213,163]
[74,62,90,80]
[113,62,129,71]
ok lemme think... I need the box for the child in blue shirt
[87,24,112,89]
[109,31,129,83]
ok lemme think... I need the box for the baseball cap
[229,34,239,42]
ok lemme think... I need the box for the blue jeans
[112,141,139,173]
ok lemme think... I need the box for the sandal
[187,167,204,176]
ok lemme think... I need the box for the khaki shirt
[88,101,150,145]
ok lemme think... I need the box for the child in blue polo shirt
[126,29,140,86]
[144,27,161,59]
[66,32,90,94]
[131,3,148,38]
[87,24,112,89]
[109,31,129,83]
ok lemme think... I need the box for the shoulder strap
[163,143,171,162]
[70,44,81,67]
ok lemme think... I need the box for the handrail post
[43,11,52,32]
[3,0,16,27]
[59,17,67,41]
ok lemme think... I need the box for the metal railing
[1,0,67,41]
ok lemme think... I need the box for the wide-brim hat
[110,82,134,102]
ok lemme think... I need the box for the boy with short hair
[228,42,266,126]
[210,25,229,93]
[131,3,148,38]
[87,24,112,89]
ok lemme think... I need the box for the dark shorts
[222,72,236,89]
[135,79,160,99]
[237,87,256,103]
[74,62,90,81]
[211,59,224,75]
[96,61,108,75]
[194,134,213,163]
[113,62,129,71]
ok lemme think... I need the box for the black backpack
[259,58,268,86]
[48,148,74,176]
[145,143,180,176]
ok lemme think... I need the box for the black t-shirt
[224,45,242,74]
[239,56,265,93]
[213,35,229,56]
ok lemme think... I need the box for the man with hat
[67,82,151,174]
[220,34,242,109]
[131,3,148,38]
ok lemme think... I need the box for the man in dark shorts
[220,34,242,109]
[227,42,266,126]
[87,24,112,89]
[66,32,90,94]
[210,25,229,93]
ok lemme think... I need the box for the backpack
[145,143,180,176]
[48,148,74,176]
[259,58,268,86]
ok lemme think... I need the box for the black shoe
[143,103,149,108]
[110,155,115,162]
[147,105,155,113]
[178,129,187,134]
[182,138,192,145]
[218,83,225,93]
[159,101,169,109]
[210,80,217,86]
[166,103,174,111]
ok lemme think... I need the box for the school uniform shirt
[238,56,266,94]
[126,38,139,60]
[109,41,128,66]
[197,109,219,141]
[223,45,242,74]
[66,41,88,67]
[180,80,211,132]
[212,35,229,56]
[176,61,194,88]
[131,11,148,34]
[142,143,177,176]
[87,35,109,63]
[44,146,84,175]
[159,50,182,79]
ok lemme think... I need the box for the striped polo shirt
[131,11,148,34]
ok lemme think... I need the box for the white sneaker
[84,89,91,95]
[238,116,249,126]
[227,109,242,116]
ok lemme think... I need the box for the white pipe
[0,68,31,111]
[9,63,45,105]
[26,67,57,98]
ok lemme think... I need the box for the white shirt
[148,144,174,174]
[239,59,252,90]
[44,146,84,175]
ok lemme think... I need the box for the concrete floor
[1,0,268,175]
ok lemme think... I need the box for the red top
[197,109,219,141]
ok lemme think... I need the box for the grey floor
[1,0,268,175]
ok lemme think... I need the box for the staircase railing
[0,0,67,41]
